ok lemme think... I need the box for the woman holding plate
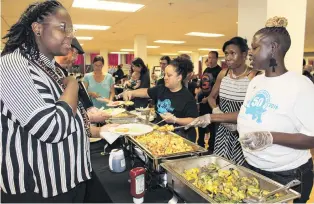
[123,57,198,142]
[84,55,115,109]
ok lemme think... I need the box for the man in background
[203,51,222,81]
[201,51,221,153]
[55,37,84,77]
[153,56,171,85]
[113,64,125,84]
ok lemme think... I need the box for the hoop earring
[269,53,277,72]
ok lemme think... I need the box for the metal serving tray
[126,131,207,171]
[161,155,300,203]
[107,111,140,124]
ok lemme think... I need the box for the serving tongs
[243,179,301,203]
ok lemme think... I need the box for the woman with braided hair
[1,0,113,202]
[238,17,314,203]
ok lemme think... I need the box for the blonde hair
[255,16,291,54]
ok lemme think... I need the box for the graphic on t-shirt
[245,90,270,123]
[157,99,174,114]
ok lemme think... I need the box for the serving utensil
[243,179,301,203]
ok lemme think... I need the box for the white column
[191,52,200,75]
[267,0,307,74]
[238,0,307,74]
[134,35,147,63]
[100,49,109,74]
[237,0,267,47]
[120,54,126,64]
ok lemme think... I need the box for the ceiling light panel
[186,32,224,37]
[76,36,93,40]
[198,48,220,51]
[74,24,110,30]
[154,40,185,44]
[72,0,145,12]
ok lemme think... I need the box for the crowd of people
[1,0,314,203]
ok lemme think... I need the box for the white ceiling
[1,0,314,55]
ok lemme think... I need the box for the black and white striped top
[0,49,91,198]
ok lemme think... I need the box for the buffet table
[85,109,300,203]
[85,139,173,203]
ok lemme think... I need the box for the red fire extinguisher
[130,167,146,204]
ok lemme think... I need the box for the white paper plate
[102,108,126,116]
[108,124,153,136]
[107,101,124,107]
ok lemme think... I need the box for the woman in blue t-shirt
[123,57,198,142]
[84,55,115,109]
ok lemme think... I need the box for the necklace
[230,66,249,79]
[32,57,92,138]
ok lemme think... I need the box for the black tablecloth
[85,140,173,203]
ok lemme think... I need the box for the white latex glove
[123,91,133,101]
[160,112,177,124]
[185,114,211,129]
[239,131,273,151]
[87,107,111,122]
[212,107,223,114]
[221,123,237,132]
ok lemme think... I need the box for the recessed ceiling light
[154,40,185,44]
[186,32,224,37]
[74,24,110,30]
[147,46,160,48]
[178,51,192,53]
[198,48,220,51]
[120,49,134,52]
[80,44,84,46]
[72,0,145,12]
[110,51,129,54]
[161,53,178,56]
[76,36,93,40]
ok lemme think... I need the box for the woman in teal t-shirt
[84,55,115,109]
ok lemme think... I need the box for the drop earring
[269,53,277,72]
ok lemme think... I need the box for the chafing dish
[161,155,300,203]
[126,131,207,172]
[107,111,140,124]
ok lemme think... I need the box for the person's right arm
[1,56,78,143]
[123,88,149,100]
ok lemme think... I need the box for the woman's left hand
[239,131,273,151]
[160,112,177,124]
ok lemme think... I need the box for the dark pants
[1,182,87,203]
[244,159,313,203]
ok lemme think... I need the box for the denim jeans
[244,159,313,203]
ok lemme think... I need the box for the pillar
[100,49,109,74]
[134,35,147,64]
[238,0,307,74]
[191,52,200,75]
